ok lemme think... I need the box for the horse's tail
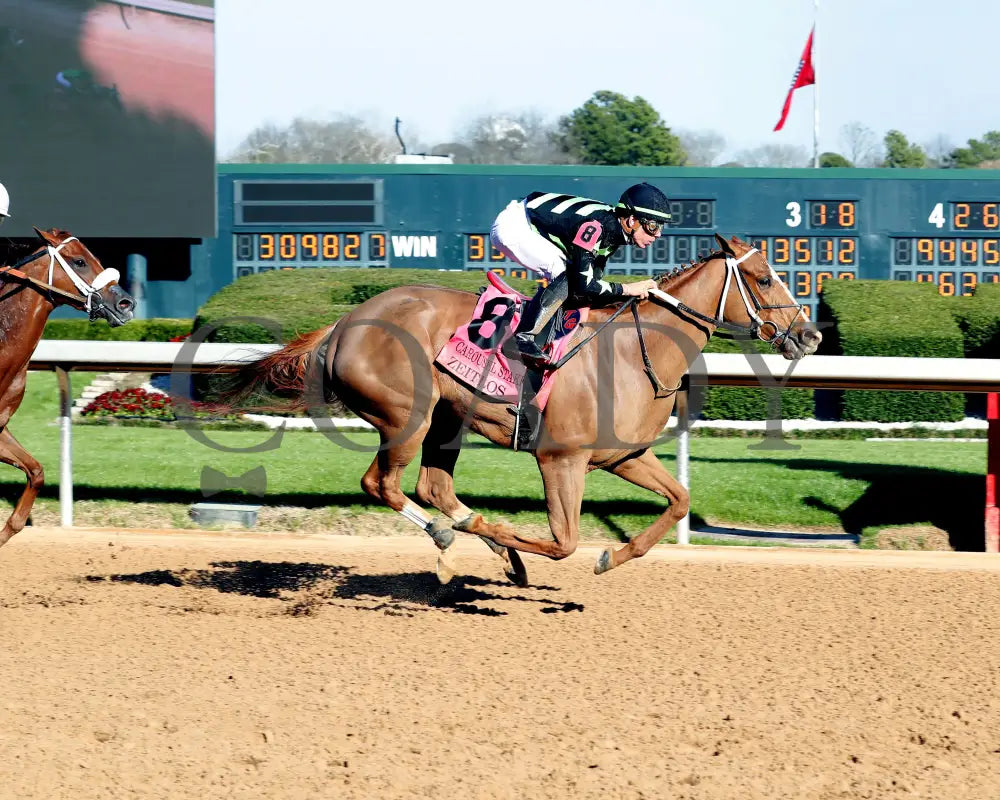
[208,322,338,413]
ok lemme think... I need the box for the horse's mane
[654,249,726,289]
[0,239,40,267]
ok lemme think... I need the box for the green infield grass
[0,373,986,548]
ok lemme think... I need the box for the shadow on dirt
[85,560,583,617]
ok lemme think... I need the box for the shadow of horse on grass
[85,560,583,617]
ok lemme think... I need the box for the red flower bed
[81,387,235,421]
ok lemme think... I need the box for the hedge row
[43,318,192,341]
[193,268,542,343]
[700,335,815,420]
[817,281,966,422]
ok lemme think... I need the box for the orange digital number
[468,234,485,261]
[985,239,1000,266]
[754,238,769,261]
[961,272,978,295]
[509,269,527,279]
[794,238,812,264]
[773,237,790,264]
[817,238,834,264]
[278,234,296,260]
[490,268,505,277]
[837,238,856,265]
[776,270,789,286]
[954,203,970,229]
[838,202,855,228]
[795,272,812,297]
[837,271,855,281]
[984,273,1000,284]
[369,233,386,259]
[961,239,979,265]
[916,272,934,283]
[301,234,318,259]
[938,239,956,264]
[490,243,506,261]
[816,271,833,294]
[345,234,360,260]
[322,233,340,259]
[938,272,956,297]
[916,238,934,264]
[986,203,1000,229]
[258,234,275,260]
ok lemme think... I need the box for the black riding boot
[510,367,546,451]
[513,275,569,366]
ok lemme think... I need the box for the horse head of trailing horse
[2,228,135,326]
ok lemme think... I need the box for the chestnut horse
[0,228,135,548]
[220,235,820,585]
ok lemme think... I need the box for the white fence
[27,340,1000,542]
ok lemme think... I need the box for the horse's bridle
[649,248,805,348]
[0,237,120,311]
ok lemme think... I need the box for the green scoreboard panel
[211,164,1000,318]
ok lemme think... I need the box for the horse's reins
[0,237,120,311]
[545,248,806,398]
[648,248,805,348]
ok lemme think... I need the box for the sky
[214,0,1000,163]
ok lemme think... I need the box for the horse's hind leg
[0,428,44,548]
[359,438,460,585]
[594,448,689,575]
[415,404,528,587]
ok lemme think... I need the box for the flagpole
[813,0,820,167]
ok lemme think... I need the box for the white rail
[26,341,1000,531]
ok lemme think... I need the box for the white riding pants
[490,200,567,280]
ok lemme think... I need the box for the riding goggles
[638,217,664,236]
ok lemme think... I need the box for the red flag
[773,27,815,131]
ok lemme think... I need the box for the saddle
[434,272,588,410]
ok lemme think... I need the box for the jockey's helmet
[617,183,671,233]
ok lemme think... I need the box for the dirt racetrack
[3,528,1000,800]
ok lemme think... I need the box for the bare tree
[225,115,398,163]
[923,134,955,168]
[733,144,810,168]
[453,111,575,165]
[677,129,727,166]
[838,122,881,167]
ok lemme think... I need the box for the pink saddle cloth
[434,272,588,409]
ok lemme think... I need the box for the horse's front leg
[0,427,45,548]
[473,452,588,560]
[594,448,689,574]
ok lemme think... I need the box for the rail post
[55,366,73,527]
[675,388,690,545]
[987,393,999,553]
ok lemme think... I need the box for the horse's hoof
[436,543,458,585]
[505,548,529,588]
[427,518,455,551]
[594,549,615,575]
[477,533,505,557]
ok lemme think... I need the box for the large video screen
[0,0,215,238]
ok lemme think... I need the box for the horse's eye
[73,258,86,269]
[758,277,772,288]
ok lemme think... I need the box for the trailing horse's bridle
[0,237,120,313]
[649,248,805,348]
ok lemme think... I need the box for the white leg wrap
[448,504,475,524]
[399,501,433,531]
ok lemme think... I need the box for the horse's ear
[714,233,735,256]
[33,227,57,245]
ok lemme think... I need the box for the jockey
[0,182,9,225]
[489,182,672,448]
[490,182,672,366]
